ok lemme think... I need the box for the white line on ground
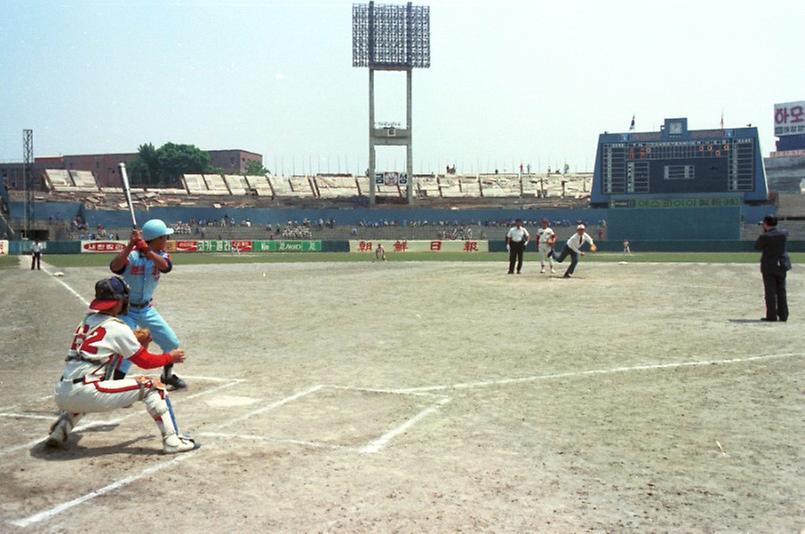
[198,432,353,451]
[396,352,802,393]
[0,380,241,458]
[42,266,90,307]
[0,413,57,421]
[7,447,203,528]
[325,384,449,399]
[359,398,451,454]
[176,375,244,383]
[219,385,324,429]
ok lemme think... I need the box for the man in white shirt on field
[535,219,556,274]
[505,219,530,274]
[549,224,595,278]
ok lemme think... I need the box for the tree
[156,143,213,185]
[127,143,161,187]
[244,160,270,176]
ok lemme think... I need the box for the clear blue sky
[1,0,803,174]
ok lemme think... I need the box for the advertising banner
[252,240,321,252]
[349,240,488,253]
[167,240,322,253]
[0,240,7,255]
[774,101,805,137]
[81,240,127,253]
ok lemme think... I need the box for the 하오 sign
[774,101,805,137]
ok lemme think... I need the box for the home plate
[204,395,261,408]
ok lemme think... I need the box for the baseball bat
[119,162,138,228]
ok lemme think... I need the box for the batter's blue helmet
[141,219,174,242]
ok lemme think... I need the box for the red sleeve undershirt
[128,346,173,369]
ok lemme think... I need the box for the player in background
[549,224,596,278]
[46,276,196,453]
[109,219,186,389]
[535,219,556,274]
[375,242,387,261]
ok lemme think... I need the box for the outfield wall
[5,238,805,255]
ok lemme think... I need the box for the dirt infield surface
[0,256,802,532]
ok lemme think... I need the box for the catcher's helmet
[89,276,130,312]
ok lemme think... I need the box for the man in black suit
[754,215,790,322]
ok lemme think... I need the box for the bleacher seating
[289,176,315,197]
[268,176,294,197]
[777,193,805,218]
[438,175,464,197]
[245,175,272,197]
[415,174,440,198]
[224,175,250,195]
[480,174,520,197]
[182,174,217,196]
[44,169,79,192]
[459,176,481,197]
[203,174,231,195]
[521,174,545,197]
[69,170,99,191]
[315,175,359,198]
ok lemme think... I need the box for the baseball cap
[762,215,778,227]
[141,219,175,242]
[89,276,130,311]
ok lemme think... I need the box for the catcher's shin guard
[45,412,82,448]
[142,385,197,453]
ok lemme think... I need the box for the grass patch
[0,256,19,269]
[37,251,803,268]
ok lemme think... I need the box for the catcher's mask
[89,276,130,314]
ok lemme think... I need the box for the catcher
[46,276,197,454]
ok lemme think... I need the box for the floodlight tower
[22,129,33,238]
[352,1,430,205]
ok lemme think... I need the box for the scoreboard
[591,118,768,206]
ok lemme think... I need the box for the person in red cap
[45,276,197,453]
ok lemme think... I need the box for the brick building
[2,149,264,190]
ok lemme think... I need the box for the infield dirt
[0,257,802,532]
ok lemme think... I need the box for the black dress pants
[508,242,525,274]
[762,271,788,321]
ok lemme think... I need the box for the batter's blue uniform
[113,249,179,374]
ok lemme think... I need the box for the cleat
[551,268,556,274]
[540,267,545,274]
[162,374,187,390]
[45,415,73,448]
[163,434,198,454]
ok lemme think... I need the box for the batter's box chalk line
[0,378,244,459]
[199,384,451,455]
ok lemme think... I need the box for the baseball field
[0,253,802,532]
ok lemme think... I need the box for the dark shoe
[507,271,513,275]
[760,317,777,322]
[163,374,187,390]
[563,273,572,278]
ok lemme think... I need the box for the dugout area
[0,259,802,531]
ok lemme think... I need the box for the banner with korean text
[80,240,127,253]
[349,240,488,253]
[168,240,322,253]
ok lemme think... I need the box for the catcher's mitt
[133,327,152,348]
